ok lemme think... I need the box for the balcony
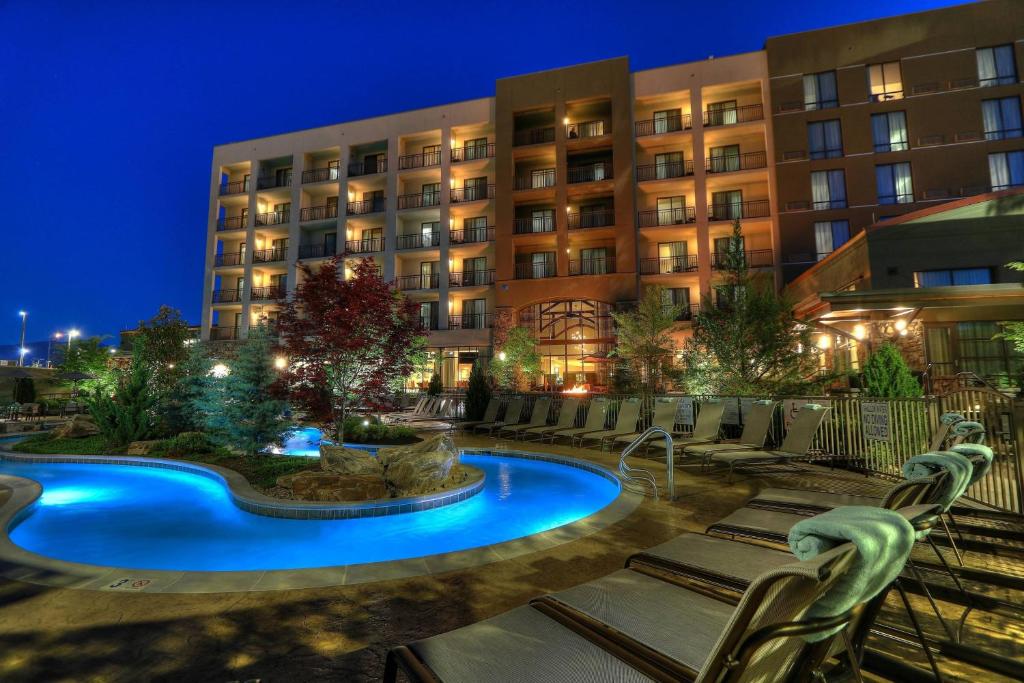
[255,210,290,226]
[219,180,248,195]
[711,249,774,269]
[567,162,613,184]
[640,255,698,274]
[253,247,287,263]
[397,191,441,210]
[257,174,292,190]
[348,158,387,176]
[450,226,494,244]
[513,216,555,234]
[514,126,556,147]
[515,262,557,279]
[634,114,692,137]
[636,160,693,182]
[299,204,339,222]
[209,326,239,341]
[297,243,334,260]
[212,289,241,303]
[396,273,439,291]
[705,151,767,174]
[302,167,339,184]
[397,232,440,250]
[637,206,696,227]
[450,184,495,203]
[514,169,555,191]
[448,313,493,329]
[449,269,495,287]
[569,258,616,276]
[346,198,386,215]
[702,104,764,127]
[345,237,384,254]
[398,150,442,170]
[451,143,495,162]
[251,285,287,301]
[214,252,245,267]
[216,215,247,231]
[565,120,607,140]
[567,209,614,230]
[669,303,701,322]
[708,199,771,221]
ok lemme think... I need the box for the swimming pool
[0,453,620,572]
[270,426,377,457]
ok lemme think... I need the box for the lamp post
[67,328,80,351]
[17,311,27,367]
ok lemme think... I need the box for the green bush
[427,372,443,396]
[464,362,491,421]
[12,434,110,455]
[862,343,922,398]
[340,415,417,444]
[155,431,217,457]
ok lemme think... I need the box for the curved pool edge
[0,450,641,594]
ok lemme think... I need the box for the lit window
[988,151,1024,190]
[810,170,847,209]
[803,71,838,110]
[914,268,992,288]
[871,111,908,152]
[867,62,903,101]
[977,45,1018,87]
[813,220,850,260]
[807,120,843,159]
[981,97,1023,140]
[876,162,914,205]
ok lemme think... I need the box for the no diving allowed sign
[106,577,153,591]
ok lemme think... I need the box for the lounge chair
[546,397,609,443]
[575,397,641,448]
[518,397,580,442]
[609,396,681,447]
[681,399,777,459]
[399,397,452,423]
[471,397,524,435]
[456,397,500,431]
[499,397,552,439]
[390,396,438,422]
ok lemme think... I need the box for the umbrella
[56,371,96,382]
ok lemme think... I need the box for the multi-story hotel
[202,0,1023,389]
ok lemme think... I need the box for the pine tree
[862,343,922,398]
[427,372,443,396]
[464,361,492,420]
[162,342,212,434]
[87,351,156,446]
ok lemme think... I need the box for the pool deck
[0,432,1020,681]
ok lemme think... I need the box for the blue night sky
[1,0,958,346]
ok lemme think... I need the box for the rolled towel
[788,506,915,641]
[950,443,994,485]
[951,420,986,444]
[939,412,966,425]
[902,451,974,511]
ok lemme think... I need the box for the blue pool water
[0,454,619,571]
[270,426,377,457]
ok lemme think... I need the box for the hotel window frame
[658,241,688,273]
[708,144,741,172]
[871,111,909,152]
[706,100,738,126]
[653,108,683,134]
[813,220,850,260]
[913,268,992,288]
[867,62,903,102]
[875,162,914,205]
[988,150,1024,190]
[463,137,489,160]
[810,169,847,210]
[803,71,839,110]
[977,44,1018,87]
[661,287,691,320]
[981,96,1023,140]
[807,119,843,159]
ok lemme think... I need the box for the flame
[563,385,588,394]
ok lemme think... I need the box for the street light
[67,328,80,351]
[17,311,27,367]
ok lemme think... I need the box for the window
[711,190,743,220]
[807,120,843,159]
[464,176,488,200]
[422,144,442,165]
[658,241,688,273]
[419,302,438,329]
[661,288,691,320]
[706,100,738,126]
[914,268,992,288]
[464,216,488,241]
[982,97,1023,140]
[464,137,488,160]
[871,111,908,152]
[989,151,1024,190]
[656,196,686,225]
[876,162,914,204]
[462,299,487,328]
[421,182,440,204]
[421,221,440,247]
[867,62,902,101]
[531,168,555,188]
[708,145,740,172]
[323,232,337,254]
[579,247,608,275]
[531,208,554,232]
[977,45,1017,87]
[462,257,488,285]
[955,321,1024,378]
[531,252,555,278]
[713,235,745,263]
[653,108,682,134]
[810,170,847,209]
[813,220,850,260]
[655,151,683,179]
[803,71,838,110]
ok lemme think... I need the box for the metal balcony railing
[515,262,557,279]
[514,126,556,146]
[640,255,698,274]
[569,258,616,276]
[251,285,287,301]
[514,169,556,191]
[513,216,556,234]
[703,103,764,127]
[345,237,384,253]
[708,199,771,221]
[450,184,495,203]
[255,210,290,226]
[634,113,691,137]
[396,273,440,291]
[710,249,774,269]
[216,215,247,231]
[398,150,442,170]
[448,313,493,329]
[218,180,248,195]
[397,232,440,250]
[209,326,239,341]
[397,191,441,209]
[302,167,339,183]
[347,158,387,176]
[636,160,693,182]
[212,289,241,303]
[214,252,245,267]
[449,269,495,287]
[451,143,495,162]
[346,198,386,215]
[298,243,334,259]
[450,226,494,244]
[299,204,339,222]
[637,206,696,227]
[257,174,292,190]
[253,247,287,263]
[567,162,613,184]
[567,209,614,229]
[705,151,768,174]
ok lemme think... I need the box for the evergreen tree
[611,285,682,395]
[88,351,156,446]
[162,342,212,434]
[427,372,443,396]
[862,343,922,398]
[464,361,492,420]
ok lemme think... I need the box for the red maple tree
[274,258,425,444]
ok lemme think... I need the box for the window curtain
[917,271,952,288]
[888,112,908,150]
[994,45,1017,83]
[982,100,1002,138]
[808,122,825,157]
[823,120,842,156]
[893,163,913,203]
[814,222,833,259]
[952,268,992,286]
[827,170,846,207]
[811,171,830,208]
[871,114,889,151]
[819,72,837,107]
[977,48,998,84]
[803,74,819,110]
[989,153,1011,189]
[1000,98,1022,137]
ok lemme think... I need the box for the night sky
[1,0,957,346]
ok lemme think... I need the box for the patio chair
[546,397,609,443]
[682,399,777,459]
[456,397,500,431]
[391,396,438,422]
[609,396,682,447]
[518,397,580,442]
[575,397,642,448]
[499,396,552,439]
[703,403,830,482]
[385,540,865,683]
[398,397,451,423]
[471,397,524,435]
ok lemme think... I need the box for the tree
[13,377,35,404]
[427,372,443,396]
[680,219,820,395]
[60,336,115,392]
[88,351,156,446]
[862,343,922,398]
[464,361,492,420]
[489,326,541,391]
[611,285,682,394]
[132,306,194,396]
[197,327,291,456]
[275,258,425,446]
[162,341,212,434]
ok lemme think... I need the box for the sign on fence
[861,401,891,443]
[782,399,832,428]
[722,397,757,425]
[677,397,695,426]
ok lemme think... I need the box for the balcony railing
[515,262,557,279]
[449,269,495,287]
[348,158,387,176]
[450,184,495,203]
[214,252,245,267]
[298,243,334,259]
[514,126,556,146]
[209,326,239,341]
[569,258,616,276]
[450,226,494,244]
[514,169,556,191]
[708,199,771,221]
[257,175,292,190]
[346,198,386,215]
[345,237,384,253]
[299,204,339,222]
[397,232,440,250]
[302,167,339,183]
[255,210,290,226]
[251,285,287,301]
[567,162,613,184]
[669,303,701,322]
[216,215,247,231]
[703,103,764,127]
[711,249,774,270]
[218,180,248,195]
[396,273,439,291]
[705,151,767,174]
[253,247,287,263]
[567,209,614,229]
[397,192,441,209]
[451,143,495,162]
[640,255,698,274]
[565,120,607,139]
[634,114,691,137]
[398,150,442,170]
[636,160,693,182]
[212,289,241,303]
[448,313,493,329]
[637,206,696,227]
[513,216,555,234]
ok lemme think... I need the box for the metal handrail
[618,425,674,501]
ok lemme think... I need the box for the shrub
[427,372,443,396]
[88,353,156,446]
[862,343,922,398]
[341,415,417,444]
[13,377,35,404]
[464,362,492,421]
[160,431,217,456]
[12,434,109,455]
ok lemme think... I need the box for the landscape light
[852,324,866,340]
[362,419,370,427]
[816,335,831,350]
[109,348,117,354]
[210,363,230,378]
[498,351,507,361]
[894,318,907,332]
[274,356,287,370]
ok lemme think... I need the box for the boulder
[126,440,163,456]
[277,471,389,502]
[320,443,382,476]
[376,433,450,467]
[378,433,459,496]
[52,414,100,439]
